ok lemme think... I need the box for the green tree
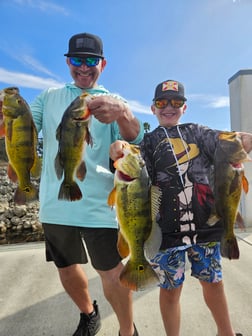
[143,122,151,133]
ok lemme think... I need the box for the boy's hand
[110,140,129,161]
[239,132,252,153]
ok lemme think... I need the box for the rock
[0,162,44,244]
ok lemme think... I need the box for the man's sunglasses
[69,57,101,67]
[154,98,185,109]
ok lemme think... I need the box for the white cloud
[0,68,63,89]
[0,43,61,80]
[207,96,229,108]
[128,99,152,115]
[129,94,230,116]
[188,94,230,108]
[0,67,230,112]
[20,55,58,78]
[12,0,69,15]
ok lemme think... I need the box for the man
[31,32,143,336]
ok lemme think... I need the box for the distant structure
[228,69,252,228]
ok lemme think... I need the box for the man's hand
[88,96,125,124]
[88,95,140,141]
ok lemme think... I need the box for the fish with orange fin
[208,131,251,259]
[0,87,41,205]
[55,92,92,201]
[108,143,162,291]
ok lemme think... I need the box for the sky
[1,0,252,131]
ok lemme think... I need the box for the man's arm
[88,95,141,141]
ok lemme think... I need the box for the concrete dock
[0,229,251,336]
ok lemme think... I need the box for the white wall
[228,69,252,227]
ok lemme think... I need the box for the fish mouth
[72,109,90,122]
[117,170,135,182]
[231,162,243,170]
[73,116,89,122]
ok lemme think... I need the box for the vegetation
[143,122,151,133]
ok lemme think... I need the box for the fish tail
[14,183,38,205]
[120,260,158,291]
[58,180,82,201]
[221,235,240,260]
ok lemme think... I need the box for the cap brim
[154,93,187,101]
[64,52,104,58]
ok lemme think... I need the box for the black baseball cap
[64,33,104,58]
[153,80,187,101]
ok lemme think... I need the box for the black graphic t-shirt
[140,123,223,249]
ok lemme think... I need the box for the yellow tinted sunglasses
[154,98,185,109]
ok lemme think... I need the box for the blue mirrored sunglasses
[69,57,100,67]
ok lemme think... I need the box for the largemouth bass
[55,92,92,201]
[108,143,162,291]
[209,132,250,259]
[0,87,41,205]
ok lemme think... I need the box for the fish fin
[221,235,240,260]
[107,187,116,207]
[144,185,162,260]
[6,119,14,141]
[235,212,246,231]
[120,260,158,291]
[206,213,220,226]
[76,161,87,181]
[117,231,130,258]
[58,180,82,201]
[14,184,38,205]
[55,123,62,141]
[151,185,162,223]
[144,223,162,261]
[0,123,5,137]
[242,174,249,194]
[85,128,93,147]
[7,164,18,183]
[54,152,63,180]
[31,155,42,178]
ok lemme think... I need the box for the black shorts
[42,223,122,271]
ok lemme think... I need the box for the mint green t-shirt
[31,83,144,228]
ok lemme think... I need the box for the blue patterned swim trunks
[151,242,222,289]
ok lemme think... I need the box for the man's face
[66,57,106,89]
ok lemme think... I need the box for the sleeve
[111,118,144,144]
[30,91,46,133]
[128,118,144,144]
[196,125,220,163]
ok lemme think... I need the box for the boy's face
[151,97,187,127]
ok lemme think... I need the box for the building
[228,69,252,228]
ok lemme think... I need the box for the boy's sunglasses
[69,57,100,67]
[154,98,185,109]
